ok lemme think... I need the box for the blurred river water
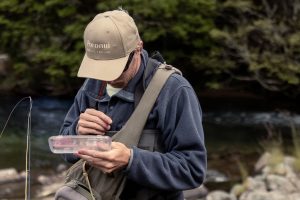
[0,95,299,191]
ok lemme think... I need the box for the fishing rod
[0,96,32,200]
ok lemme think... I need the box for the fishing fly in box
[48,135,112,153]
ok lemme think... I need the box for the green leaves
[0,0,85,95]
[0,0,218,95]
[210,0,300,96]
[0,0,299,97]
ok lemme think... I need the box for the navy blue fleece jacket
[59,50,207,199]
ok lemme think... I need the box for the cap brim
[77,54,129,81]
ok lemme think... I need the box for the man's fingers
[85,109,112,125]
[78,149,109,160]
[80,113,111,129]
[76,146,129,173]
[76,150,112,168]
[78,119,107,132]
[77,126,105,135]
[75,153,94,164]
[77,109,112,135]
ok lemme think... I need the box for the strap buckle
[159,64,182,75]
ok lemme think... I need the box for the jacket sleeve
[126,76,207,190]
[59,95,81,136]
[59,85,86,163]
[58,79,105,163]
[59,78,111,163]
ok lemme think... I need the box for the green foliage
[211,0,300,96]
[261,121,300,173]
[0,0,97,94]
[260,133,284,169]
[236,159,248,181]
[290,122,300,172]
[97,0,218,81]
[0,0,300,96]
[0,0,217,95]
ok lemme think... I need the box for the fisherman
[59,9,207,199]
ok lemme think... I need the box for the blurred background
[0,0,300,199]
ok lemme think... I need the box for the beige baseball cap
[77,10,140,81]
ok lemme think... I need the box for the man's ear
[136,41,143,52]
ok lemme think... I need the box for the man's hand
[77,108,112,135]
[75,142,131,173]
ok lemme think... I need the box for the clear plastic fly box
[48,135,112,154]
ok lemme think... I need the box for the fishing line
[0,96,32,200]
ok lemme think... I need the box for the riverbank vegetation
[0,0,300,98]
[204,124,300,199]
[258,121,300,173]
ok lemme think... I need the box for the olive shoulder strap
[112,64,181,147]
